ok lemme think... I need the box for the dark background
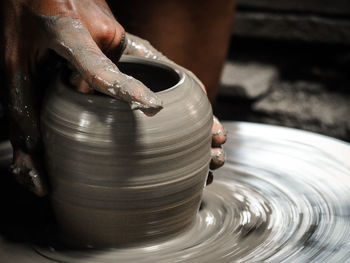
[214,0,350,142]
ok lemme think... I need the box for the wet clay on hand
[0,0,162,196]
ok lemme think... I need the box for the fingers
[124,33,171,62]
[69,69,94,94]
[48,16,163,115]
[210,117,226,170]
[106,32,127,62]
[207,116,226,186]
[207,146,225,187]
[212,116,227,147]
[3,61,48,196]
[11,149,48,197]
[210,147,225,170]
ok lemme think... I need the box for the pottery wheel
[1,121,350,262]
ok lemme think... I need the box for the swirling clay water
[1,122,350,262]
[33,122,350,262]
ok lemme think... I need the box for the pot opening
[117,61,181,93]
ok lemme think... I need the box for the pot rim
[118,55,186,95]
[51,55,189,108]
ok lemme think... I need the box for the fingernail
[210,148,226,170]
[130,95,163,116]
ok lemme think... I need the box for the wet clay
[124,33,170,62]
[40,56,213,248]
[43,16,163,115]
[1,122,350,262]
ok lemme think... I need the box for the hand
[122,34,227,185]
[0,0,162,196]
[208,116,226,185]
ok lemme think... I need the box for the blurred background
[214,0,350,142]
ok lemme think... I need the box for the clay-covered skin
[0,0,161,196]
[0,0,226,196]
[124,33,170,62]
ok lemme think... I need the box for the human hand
[0,0,163,196]
[122,34,227,185]
[207,116,226,185]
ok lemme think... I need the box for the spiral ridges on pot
[36,122,350,263]
[40,56,213,248]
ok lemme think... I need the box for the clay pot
[41,56,213,248]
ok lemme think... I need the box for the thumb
[48,16,163,115]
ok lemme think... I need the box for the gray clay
[40,55,213,248]
[1,122,350,262]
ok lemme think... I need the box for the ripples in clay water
[32,122,350,263]
[2,122,350,262]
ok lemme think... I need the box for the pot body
[41,56,212,248]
